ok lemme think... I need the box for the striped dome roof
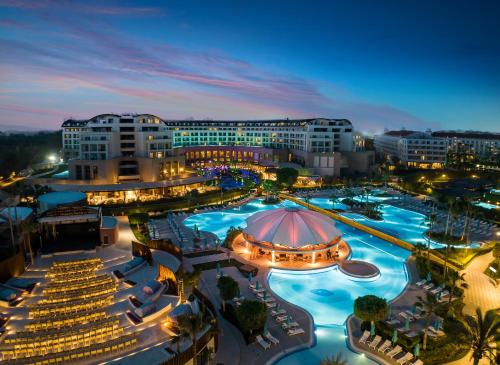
[244,207,341,248]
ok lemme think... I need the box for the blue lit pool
[301,198,445,249]
[183,198,297,239]
[185,198,411,364]
[270,219,409,364]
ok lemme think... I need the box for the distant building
[373,130,447,169]
[431,130,500,156]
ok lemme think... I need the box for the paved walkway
[460,251,499,316]
[189,254,314,365]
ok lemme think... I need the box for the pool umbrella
[436,291,442,302]
[263,291,268,300]
[248,272,253,282]
[275,303,280,311]
[434,317,442,330]
[287,315,292,325]
[391,329,398,344]
[411,304,417,314]
[255,280,260,290]
[263,321,269,336]
[216,263,221,275]
[427,272,432,282]
[370,322,375,336]
[220,269,224,277]
[414,343,420,357]
[387,306,392,319]
[404,317,410,331]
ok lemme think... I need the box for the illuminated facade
[374,130,447,169]
[62,114,359,179]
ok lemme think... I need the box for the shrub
[223,226,243,249]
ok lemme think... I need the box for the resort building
[431,130,500,156]
[61,114,366,180]
[374,130,447,169]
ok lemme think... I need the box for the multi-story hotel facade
[374,130,447,169]
[62,114,366,185]
[374,129,500,168]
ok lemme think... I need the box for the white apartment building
[431,131,500,156]
[374,130,447,168]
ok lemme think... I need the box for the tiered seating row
[1,334,138,364]
[51,258,102,268]
[43,274,113,293]
[38,282,117,304]
[29,294,113,318]
[22,310,110,332]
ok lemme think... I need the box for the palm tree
[179,312,205,365]
[304,194,312,209]
[459,308,500,365]
[446,271,468,313]
[329,194,339,210]
[421,211,437,265]
[416,292,439,350]
[20,220,37,264]
[320,353,348,365]
[183,269,201,291]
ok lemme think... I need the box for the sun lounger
[399,312,414,322]
[253,288,266,294]
[430,286,443,295]
[428,326,445,336]
[405,330,419,338]
[264,331,279,345]
[287,327,305,336]
[410,360,424,365]
[271,308,286,316]
[415,279,426,287]
[423,282,434,290]
[359,330,370,344]
[249,283,257,289]
[261,297,275,303]
[378,339,391,353]
[405,310,421,320]
[387,345,403,358]
[266,302,277,308]
[386,319,401,326]
[276,315,288,322]
[368,335,382,349]
[397,352,414,364]
[255,335,270,350]
[281,321,299,330]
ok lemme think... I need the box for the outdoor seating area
[358,330,423,365]
[0,258,139,363]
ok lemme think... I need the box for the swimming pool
[269,219,409,364]
[473,201,499,210]
[183,198,297,239]
[300,197,446,249]
[184,198,411,364]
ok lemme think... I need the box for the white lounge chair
[378,339,391,353]
[281,321,299,330]
[264,331,279,345]
[387,345,403,358]
[287,327,305,336]
[397,352,414,364]
[255,335,270,350]
[415,279,426,287]
[399,312,414,322]
[276,315,288,322]
[428,326,445,336]
[266,302,277,308]
[430,286,443,295]
[368,335,382,349]
[253,288,266,294]
[271,308,286,316]
[423,282,434,290]
[410,360,424,365]
[359,330,370,344]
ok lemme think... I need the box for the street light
[47,154,57,163]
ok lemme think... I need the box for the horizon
[1,0,500,133]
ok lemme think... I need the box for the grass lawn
[130,224,149,243]
[184,250,224,258]
[433,243,494,268]
[193,259,244,271]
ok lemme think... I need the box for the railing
[281,194,461,272]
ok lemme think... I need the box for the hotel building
[61,114,366,185]
[374,129,500,169]
[373,130,447,169]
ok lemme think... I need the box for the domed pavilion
[243,207,346,265]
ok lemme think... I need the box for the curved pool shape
[183,198,297,239]
[270,220,409,364]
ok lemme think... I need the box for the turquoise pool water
[300,197,445,249]
[184,198,411,364]
[269,219,409,364]
[183,198,297,239]
[473,201,499,210]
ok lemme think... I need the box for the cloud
[0,3,428,132]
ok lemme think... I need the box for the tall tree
[235,299,267,335]
[217,276,240,312]
[446,271,468,313]
[178,312,205,365]
[416,292,439,350]
[353,295,388,332]
[459,308,500,365]
[276,167,299,188]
